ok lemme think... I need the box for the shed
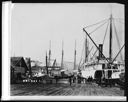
[11,57,29,83]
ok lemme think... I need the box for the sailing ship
[46,41,71,79]
[79,12,125,86]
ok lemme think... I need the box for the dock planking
[11,82,124,96]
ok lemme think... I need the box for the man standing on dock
[69,76,72,86]
[69,73,73,86]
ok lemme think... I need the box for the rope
[78,41,85,69]
[112,44,125,63]
[91,49,98,59]
[114,18,124,24]
[83,28,109,63]
[88,20,109,59]
[113,19,123,61]
[102,19,110,45]
[89,20,108,35]
[82,19,109,60]
[87,46,93,59]
[114,18,124,20]
[84,18,109,29]
[115,19,124,24]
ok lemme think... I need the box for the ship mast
[49,40,51,66]
[85,34,88,63]
[46,51,48,74]
[109,14,112,62]
[74,40,76,70]
[61,40,64,69]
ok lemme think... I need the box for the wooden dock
[11,82,124,96]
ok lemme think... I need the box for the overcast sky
[10,3,124,64]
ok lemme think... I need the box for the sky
[10,3,124,65]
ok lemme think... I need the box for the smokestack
[99,44,103,59]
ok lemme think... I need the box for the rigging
[113,19,123,61]
[89,20,108,35]
[84,18,109,29]
[83,28,109,63]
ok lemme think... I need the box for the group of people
[68,74,83,86]
[68,73,94,86]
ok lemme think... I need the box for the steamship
[80,13,125,85]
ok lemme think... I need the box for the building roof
[11,57,28,70]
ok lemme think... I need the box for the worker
[69,75,72,86]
